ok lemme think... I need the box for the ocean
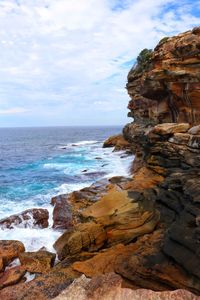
[0,126,132,251]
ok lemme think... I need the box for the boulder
[0,266,26,289]
[19,250,56,274]
[103,134,130,151]
[0,208,49,229]
[54,223,107,261]
[0,240,25,266]
[52,195,73,230]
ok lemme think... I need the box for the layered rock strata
[123,26,200,292]
[0,27,200,299]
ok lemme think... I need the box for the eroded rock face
[0,208,49,229]
[127,27,200,125]
[19,250,56,274]
[54,273,199,300]
[122,26,200,294]
[51,179,110,229]
[54,187,159,260]
[103,134,131,151]
[0,240,25,266]
[0,268,74,300]
[1,27,200,299]
[0,266,26,290]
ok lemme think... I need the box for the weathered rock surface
[2,27,200,299]
[0,208,49,229]
[51,178,110,229]
[54,273,199,300]
[103,134,131,151]
[0,268,74,300]
[0,266,26,289]
[127,28,200,125]
[54,187,159,260]
[19,250,56,274]
[122,26,200,294]
[0,240,25,266]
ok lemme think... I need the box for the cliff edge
[0,27,200,300]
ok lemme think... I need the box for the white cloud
[0,107,29,115]
[0,0,199,125]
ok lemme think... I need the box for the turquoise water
[0,126,132,250]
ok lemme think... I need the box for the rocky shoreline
[0,27,200,299]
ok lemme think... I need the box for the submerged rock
[0,208,49,229]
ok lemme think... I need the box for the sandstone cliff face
[123,27,200,293]
[1,27,200,300]
[127,27,200,125]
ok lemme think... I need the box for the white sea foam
[57,140,99,150]
[0,141,133,253]
[54,182,91,195]
[43,163,70,170]
[0,227,61,252]
[70,140,98,146]
[24,272,36,283]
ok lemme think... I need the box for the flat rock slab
[152,123,190,135]
[54,273,199,300]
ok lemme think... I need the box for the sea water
[0,126,132,251]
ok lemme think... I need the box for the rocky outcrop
[54,273,199,300]
[51,179,110,229]
[0,240,25,267]
[122,27,200,294]
[0,266,26,290]
[19,250,56,274]
[53,186,159,261]
[127,27,200,125]
[0,208,49,229]
[103,134,131,151]
[1,27,200,299]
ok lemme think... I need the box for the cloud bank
[0,0,199,126]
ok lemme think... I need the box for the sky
[0,0,200,127]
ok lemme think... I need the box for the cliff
[0,27,200,300]
[123,26,200,290]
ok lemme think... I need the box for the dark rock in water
[82,169,88,173]
[94,157,102,160]
[80,171,107,179]
[52,195,73,230]
[0,208,49,229]
[19,250,56,274]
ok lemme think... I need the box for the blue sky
[0,0,200,127]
